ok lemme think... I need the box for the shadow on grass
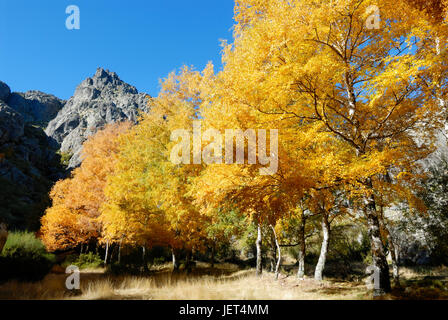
[386,277,448,300]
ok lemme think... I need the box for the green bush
[328,226,371,263]
[153,256,166,265]
[0,232,55,282]
[62,252,103,270]
[58,151,73,167]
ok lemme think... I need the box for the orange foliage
[40,122,132,251]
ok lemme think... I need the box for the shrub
[0,231,55,282]
[62,252,103,269]
[328,226,371,263]
[153,257,166,266]
[58,151,73,167]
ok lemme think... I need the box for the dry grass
[0,263,446,300]
[399,265,448,280]
[0,264,368,300]
[75,271,369,300]
[384,265,448,300]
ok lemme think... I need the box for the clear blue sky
[0,1,235,99]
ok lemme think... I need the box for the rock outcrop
[46,68,150,168]
[7,91,65,125]
[0,81,11,102]
[0,84,63,230]
[0,101,24,144]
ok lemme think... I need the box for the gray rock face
[46,68,150,168]
[0,81,11,102]
[0,101,24,144]
[0,86,63,229]
[7,91,65,125]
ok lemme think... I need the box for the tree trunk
[314,214,330,281]
[142,246,147,270]
[109,243,115,262]
[435,37,447,131]
[210,242,215,268]
[172,248,179,271]
[270,233,276,272]
[378,209,400,286]
[185,250,193,273]
[256,223,263,277]
[104,240,109,265]
[186,251,190,266]
[389,239,399,284]
[365,192,391,295]
[270,225,281,280]
[118,239,122,264]
[297,216,306,279]
[385,228,399,284]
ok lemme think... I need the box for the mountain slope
[45,68,150,168]
[0,83,63,230]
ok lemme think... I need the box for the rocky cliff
[0,69,151,229]
[0,82,63,229]
[45,68,150,168]
[7,91,65,126]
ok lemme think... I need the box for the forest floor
[0,262,447,300]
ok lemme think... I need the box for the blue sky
[0,1,235,99]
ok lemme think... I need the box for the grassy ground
[0,262,447,300]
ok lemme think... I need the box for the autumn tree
[405,0,448,128]
[39,0,448,290]
[193,54,357,279]
[191,135,313,276]
[207,0,447,294]
[40,122,132,252]
[101,66,213,269]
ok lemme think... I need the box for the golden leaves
[41,0,448,254]
[40,122,132,250]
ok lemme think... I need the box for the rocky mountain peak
[93,67,120,83]
[45,68,151,168]
[74,68,139,101]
